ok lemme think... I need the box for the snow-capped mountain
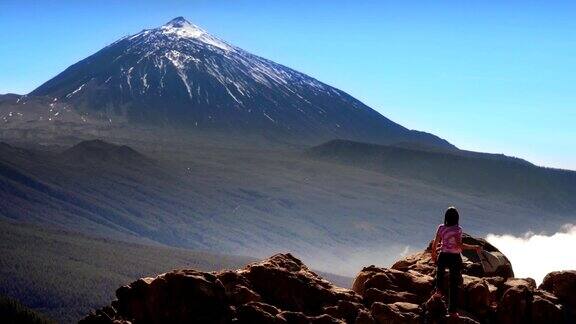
[29,17,452,147]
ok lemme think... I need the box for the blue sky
[1,1,575,170]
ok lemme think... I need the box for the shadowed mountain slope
[60,139,151,165]
[306,139,576,212]
[0,139,572,269]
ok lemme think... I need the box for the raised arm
[459,236,482,252]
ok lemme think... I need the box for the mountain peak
[160,16,207,39]
[156,16,232,51]
[28,17,453,150]
[164,16,191,28]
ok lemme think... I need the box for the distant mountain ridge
[61,139,150,165]
[27,17,453,148]
[306,139,576,211]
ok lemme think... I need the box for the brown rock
[423,295,481,324]
[482,276,505,301]
[461,235,514,279]
[277,311,345,324]
[310,314,346,324]
[354,309,375,324]
[352,265,383,295]
[483,276,505,289]
[241,253,361,314]
[321,301,367,323]
[424,294,447,323]
[539,270,576,313]
[462,278,491,318]
[370,302,420,324]
[321,305,341,320]
[503,277,537,292]
[277,311,310,324]
[363,288,420,306]
[79,245,575,324]
[249,301,282,315]
[353,267,433,300]
[497,285,533,324]
[533,289,559,304]
[233,285,262,304]
[113,270,232,324]
[446,314,481,324]
[391,251,436,276]
[236,302,286,324]
[391,301,421,314]
[216,270,261,305]
[531,295,563,324]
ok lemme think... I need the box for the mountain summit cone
[29,17,453,148]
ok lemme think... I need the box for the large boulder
[531,295,563,324]
[539,270,576,318]
[539,271,576,308]
[392,234,514,279]
[82,270,232,324]
[460,276,492,319]
[496,285,533,324]
[352,266,433,300]
[240,253,362,314]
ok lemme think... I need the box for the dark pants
[435,252,462,312]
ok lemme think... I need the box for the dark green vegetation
[0,219,255,323]
[0,294,55,324]
[0,218,350,323]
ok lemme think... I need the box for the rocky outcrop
[81,237,575,324]
[81,254,361,324]
[539,270,576,319]
[354,235,570,323]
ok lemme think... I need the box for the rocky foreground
[81,235,576,323]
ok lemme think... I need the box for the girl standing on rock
[431,206,482,318]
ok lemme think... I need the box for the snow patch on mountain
[159,17,232,52]
[66,83,86,98]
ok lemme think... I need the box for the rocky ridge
[81,235,576,323]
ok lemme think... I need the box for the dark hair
[444,206,459,226]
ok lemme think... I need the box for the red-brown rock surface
[80,238,575,324]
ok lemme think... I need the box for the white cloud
[486,224,576,285]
